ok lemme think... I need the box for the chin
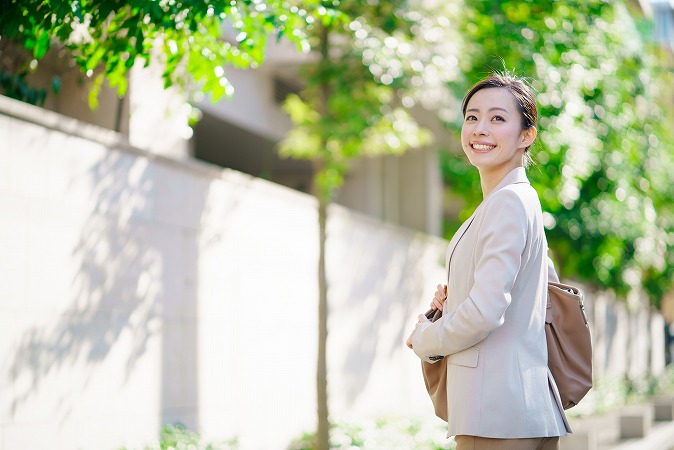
[466,155,495,167]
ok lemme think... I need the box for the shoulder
[487,183,540,214]
[484,185,528,212]
[471,187,531,250]
[476,184,540,236]
[475,189,527,234]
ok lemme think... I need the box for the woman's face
[461,87,535,173]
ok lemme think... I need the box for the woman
[406,73,570,450]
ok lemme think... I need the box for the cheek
[461,125,470,142]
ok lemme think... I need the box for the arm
[547,254,560,283]
[411,190,528,358]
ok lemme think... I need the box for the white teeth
[472,144,495,150]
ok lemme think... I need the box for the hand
[430,284,448,311]
[406,314,430,349]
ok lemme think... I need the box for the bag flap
[547,282,587,325]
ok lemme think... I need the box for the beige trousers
[455,435,560,450]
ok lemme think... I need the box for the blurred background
[1,0,674,449]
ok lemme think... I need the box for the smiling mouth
[471,143,496,152]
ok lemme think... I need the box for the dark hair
[461,72,538,162]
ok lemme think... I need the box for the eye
[465,115,477,121]
[492,115,505,122]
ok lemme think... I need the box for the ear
[520,126,537,149]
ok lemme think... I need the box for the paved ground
[561,407,674,450]
[611,421,674,450]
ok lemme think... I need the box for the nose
[473,119,488,136]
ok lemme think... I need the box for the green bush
[119,424,238,450]
[569,365,674,417]
[287,416,455,450]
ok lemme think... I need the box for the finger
[406,332,414,349]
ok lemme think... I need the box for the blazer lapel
[445,212,477,269]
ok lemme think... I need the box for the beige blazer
[412,167,571,438]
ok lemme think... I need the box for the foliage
[0,37,60,105]
[278,0,468,199]
[0,70,47,105]
[0,0,311,105]
[287,416,454,450]
[278,1,438,201]
[119,424,238,450]
[441,0,674,305]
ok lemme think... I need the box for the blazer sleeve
[412,189,528,358]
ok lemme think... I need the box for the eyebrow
[466,107,510,114]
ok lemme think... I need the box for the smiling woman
[407,73,569,450]
[460,74,538,197]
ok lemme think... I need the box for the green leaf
[87,74,104,110]
[33,30,49,59]
[51,76,61,95]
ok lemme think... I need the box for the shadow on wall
[8,143,208,437]
[328,212,445,411]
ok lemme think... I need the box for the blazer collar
[485,167,530,200]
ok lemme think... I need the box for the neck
[478,162,523,198]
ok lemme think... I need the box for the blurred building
[648,0,674,53]
[190,38,447,237]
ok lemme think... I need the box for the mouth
[470,143,496,153]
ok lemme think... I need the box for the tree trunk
[315,23,331,450]
[315,184,329,450]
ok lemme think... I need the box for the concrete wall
[587,288,666,380]
[0,95,666,449]
[0,96,445,450]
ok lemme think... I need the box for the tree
[278,0,469,446]
[440,0,674,306]
[0,0,310,105]
[279,3,426,448]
